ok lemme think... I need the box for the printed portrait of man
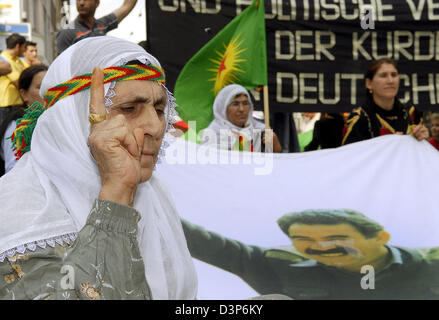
[277,210,393,273]
[182,209,439,299]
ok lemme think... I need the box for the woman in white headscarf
[0,36,197,300]
[201,84,282,153]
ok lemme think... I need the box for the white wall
[0,0,21,23]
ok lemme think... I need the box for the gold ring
[89,113,106,125]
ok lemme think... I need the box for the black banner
[146,0,439,113]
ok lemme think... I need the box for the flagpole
[263,85,270,128]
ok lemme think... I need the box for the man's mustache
[305,246,358,256]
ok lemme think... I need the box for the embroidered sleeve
[342,108,372,145]
[0,199,151,300]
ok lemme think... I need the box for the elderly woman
[342,58,429,145]
[201,84,282,153]
[0,37,197,300]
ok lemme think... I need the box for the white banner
[156,135,439,299]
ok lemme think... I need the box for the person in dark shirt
[182,209,439,299]
[342,58,429,145]
[304,113,345,151]
[56,0,137,55]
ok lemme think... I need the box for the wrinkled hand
[88,67,144,206]
[412,124,429,141]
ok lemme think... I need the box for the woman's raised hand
[88,67,144,206]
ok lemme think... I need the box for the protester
[0,56,12,124]
[304,113,345,151]
[293,112,320,151]
[0,64,48,176]
[201,84,282,152]
[56,0,138,55]
[428,112,439,151]
[0,36,197,300]
[293,112,320,135]
[342,58,429,145]
[183,209,439,299]
[0,34,27,109]
[21,41,42,67]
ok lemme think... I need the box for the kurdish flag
[174,0,267,133]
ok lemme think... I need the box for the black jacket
[342,96,419,145]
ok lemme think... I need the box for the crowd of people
[0,0,437,301]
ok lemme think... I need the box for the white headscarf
[202,84,266,151]
[0,36,197,300]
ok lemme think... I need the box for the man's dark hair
[24,41,37,49]
[6,33,26,49]
[365,58,398,81]
[277,209,384,239]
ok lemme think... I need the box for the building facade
[0,0,67,64]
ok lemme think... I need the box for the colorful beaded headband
[44,64,165,108]
[10,64,166,160]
